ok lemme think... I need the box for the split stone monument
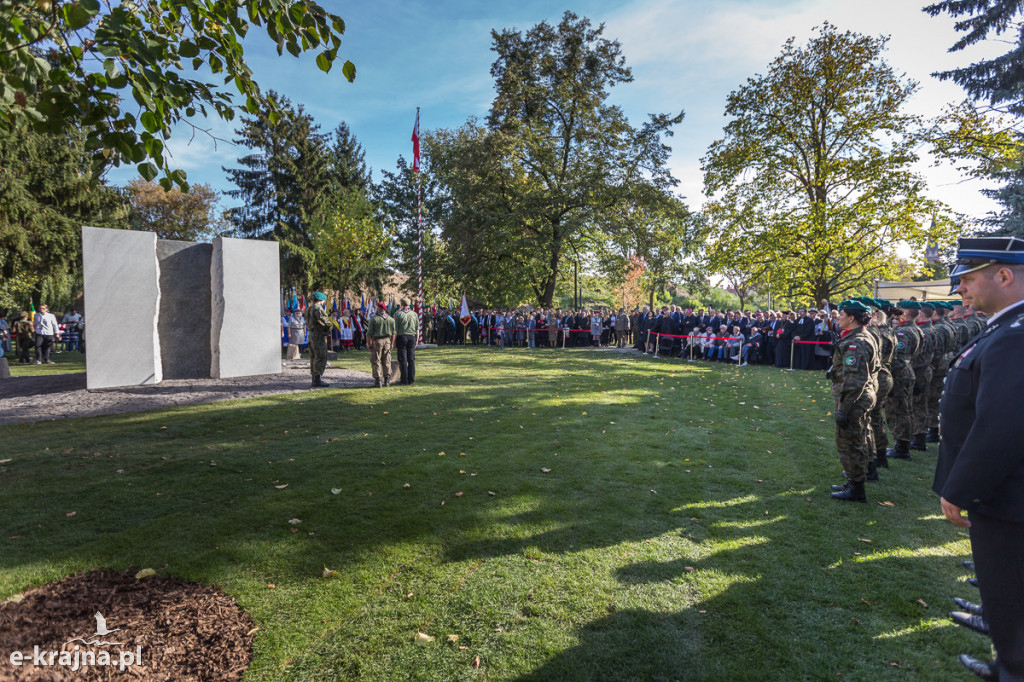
[82,226,281,390]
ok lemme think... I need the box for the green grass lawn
[0,347,980,680]
[5,348,86,376]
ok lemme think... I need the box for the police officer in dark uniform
[934,236,1024,682]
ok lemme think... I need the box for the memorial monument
[81,226,281,390]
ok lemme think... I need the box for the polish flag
[411,110,420,173]
[459,294,471,325]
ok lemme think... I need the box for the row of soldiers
[830,296,987,499]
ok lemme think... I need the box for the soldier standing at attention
[860,298,895,477]
[304,292,333,388]
[886,301,922,461]
[909,302,936,452]
[394,297,419,385]
[934,236,1024,682]
[925,301,956,444]
[367,301,396,388]
[828,300,880,503]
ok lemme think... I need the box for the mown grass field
[0,347,982,680]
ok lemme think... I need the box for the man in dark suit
[934,236,1024,682]
[791,307,818,370]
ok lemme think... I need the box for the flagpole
[414,107,424,345]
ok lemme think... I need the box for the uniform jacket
[830,326,879,415]
[933,301,1024,521]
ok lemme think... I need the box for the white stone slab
[82,226,162,389]
[210,237,281,378]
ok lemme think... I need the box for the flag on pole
[411,110,420,173]
[332,298,338,313]
[460,294,471,325]
[360,294,366,314]
[29,302,35,323]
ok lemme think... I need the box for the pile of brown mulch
[0,570,256,680]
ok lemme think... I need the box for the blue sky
[107,0,1004,222]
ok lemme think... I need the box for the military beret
[919,302,935,311]
[874,298,892,308]
[896,300,921,309]
[838,300,871,313]
[951,236,1024,277]
[313,291,327,301]
[939,301,955,310]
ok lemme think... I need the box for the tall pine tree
[223,92,333,289]
[926,0,1024,235]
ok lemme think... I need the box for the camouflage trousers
[309,332,328,378]
[836,395,875,483]
[885,372,915,442]
[370,338,392,382]
[926,368,948,429]
[911,365,933,435]
[868,370,893,452]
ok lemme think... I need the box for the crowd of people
[413,304,842,370]
[1,306,85,364]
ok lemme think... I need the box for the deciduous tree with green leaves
[702,23,954,303]
[0,0,354,188]
[125,178,226,241]
[429,12,685,307]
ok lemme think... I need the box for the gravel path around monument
[0,362,373,425]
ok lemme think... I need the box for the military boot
[830,480,866,502]
[876,447,889,469]
[311,374,319,387]
[887,440,911,460]
[909,433,928,451]
[866,460,879,482]
[831,480,851,492]
[925,427,940,443]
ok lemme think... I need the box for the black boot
[311,374,321,388]
[831,481,851,492]
[909,433,928,451]
[887,440,911,460]
[866,460,879,482]
[926,426,940,443]
[830,480,867,502]
[373,378,382,388]
[876,447,889,469]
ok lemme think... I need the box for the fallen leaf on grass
[331,488,342,495]
[917,599,928,608]
[245,627,259,637]
[0,459,11,464]
[288,518,302,525]
[135,568,157,579]
[274,484,288,490]
[878,501,895,507]
[438,451,446,456]
[860,598,871,605]
[472,656,481,669]
[684,566,695,573]
[321,566,338,578]
[446,634,459,643]
[2,594,25,605]
[65,511,76,518]
[858,538,872,544]
[454,492,464,498]
[267,583,275,589]
[403,483,411,489]
[488,491,496,496]
[414,632,434,645]
[540,467,551,473]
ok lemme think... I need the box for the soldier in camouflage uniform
[303,292,334,388]
[885,301,922,460]
[828,300,880,503]
[861,298,895,477]
[909,302,936,451]
[925,302,957,443]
